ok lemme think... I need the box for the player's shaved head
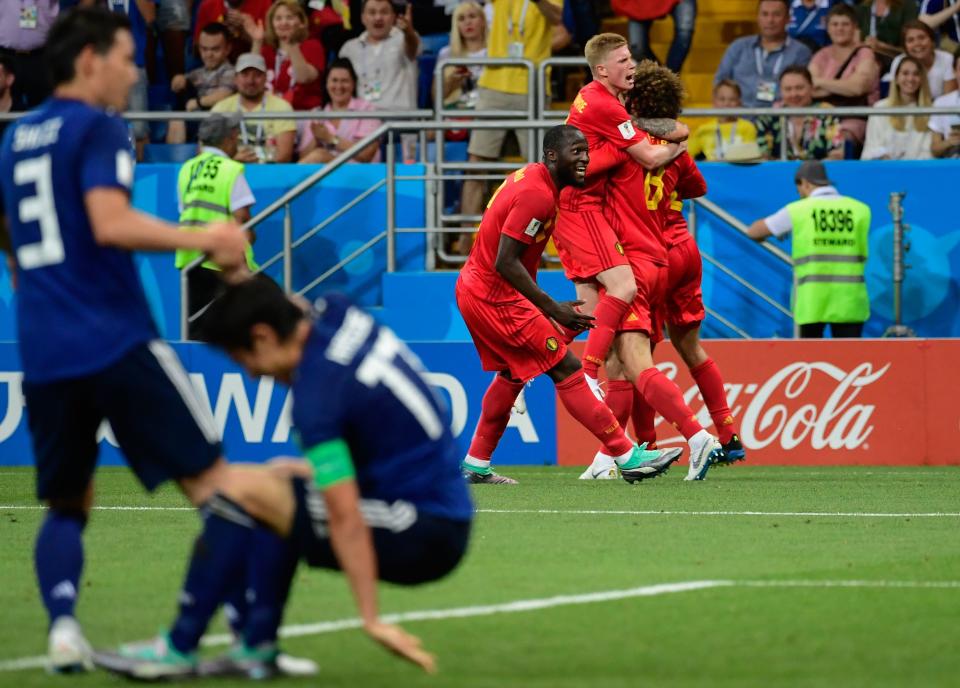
[584,33,628,71]
[201,274,305,351]
[542,125,588,189]
[625,60,685,120]
[542,124,584,157]
[45,7,132,87]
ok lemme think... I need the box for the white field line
[2,504,960,518]
[1,578,959,673]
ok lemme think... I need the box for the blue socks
[241,528,299,648]
[35,510,86,626]
[168,494,255,654]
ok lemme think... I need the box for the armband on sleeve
[304,438,355,489]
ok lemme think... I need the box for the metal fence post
[386,128,396,272]
[283,203,293,293]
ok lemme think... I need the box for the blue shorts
[24,340,222,501]
[291,479,470,585]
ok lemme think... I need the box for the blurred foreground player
[621,61,745,465]
[97,276,471,679]
[0,7,250,672]
[456,124,664,485]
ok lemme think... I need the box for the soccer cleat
[620,447,684,484]
[585,374,604,400]
[48,616,94,673]
[684,435,724,481]
[578,455,618,480]
[715,435,747,465]
[197,643,310,680]
[462,468,518,484]
[277,652,321,677]
[95,632,197,681]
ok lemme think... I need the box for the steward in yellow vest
[177,114,257,338]
[748,160,870,339]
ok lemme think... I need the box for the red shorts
[618,255,667,343]
[455,281,566,383]
[664,237,705,328]
[553,208,629,281]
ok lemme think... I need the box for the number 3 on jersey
[13,154,64,270]
[644,166,666,210]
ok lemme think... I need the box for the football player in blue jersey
[0,7,255,673]
[96,275,471,679]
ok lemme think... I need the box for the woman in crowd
[855,0,918,68]
[889,20,958,98]
[862,56,934,159]
[299,58,383,164]
[436,1,487,108]
[757,65,845,160]
[246,0,326,110]
[809,3,880,149]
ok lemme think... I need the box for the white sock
[598,447,635,466]
[463,455,491,471]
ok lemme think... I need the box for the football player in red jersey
[555,33,688,400]
[600,62,743,476]
[455,125,661,485]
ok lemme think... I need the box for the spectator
[303,0,349,55]
[0,56,18,143]
[460,0,562,241]
[757,65,845,159]
[889,20,958,98]
[855,0,918,67]
[248,0,326,111]
[194,0,272,59]
[109,0,155,160]
[809,3,880,148]
[862,55,933,158]
[788,0,849,51]
[688,80,762,160]
[0,0,57,109]
[299,58,382,163]
[167,22,236,144]
[176,114,258,339]
[929,47,960,156]
[148,0,190,89]
[919,0,960,52]
[211,53,297,162]
[613,0,697,74]
[714,0,813,109]
[436,1,487,108]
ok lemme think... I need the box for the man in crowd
[714,0,812,109]
[212,52,296,163]
[167,22,236,144]
[748,160,871,338]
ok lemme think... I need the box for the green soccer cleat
[615,442,663,472]
[199,643,285,680]
[620,446,684,484]
[95,632,197,681]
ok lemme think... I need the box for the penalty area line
[2,579,960,673]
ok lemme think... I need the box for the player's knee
[547,352,582,382]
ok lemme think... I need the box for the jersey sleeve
[500,188,556,245]
[79,115,134,196]
[674,154,707,200]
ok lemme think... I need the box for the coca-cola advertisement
[557,340,956,466]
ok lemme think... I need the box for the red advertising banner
[557,340,959,466]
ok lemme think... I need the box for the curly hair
[624,60,685,120]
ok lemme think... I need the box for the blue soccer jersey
[0,98,157,383]
[292,295,473,522]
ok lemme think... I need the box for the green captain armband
[304,439,355,489]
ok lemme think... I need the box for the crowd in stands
[1,0,959,166]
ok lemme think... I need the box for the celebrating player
[97,276,471,679]
[556,32,688,400]
[0,8,252,672]
[456,125,662,485]
[621,61,745,464]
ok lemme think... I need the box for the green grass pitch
[1,465,959,687]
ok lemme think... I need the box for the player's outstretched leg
[36,497,94,673]
[462,374,524,484]
[670,323,745,465]
[581,266,637,397]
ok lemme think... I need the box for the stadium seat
[143,143,198,163]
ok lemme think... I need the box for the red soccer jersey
[193,0,272,47]
[562,80,644,212]
[263,39,327,111]
[603,155,669,266]
[460,163,560,304]
[658,152,707,247]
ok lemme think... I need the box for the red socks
[581,295,631,378]
[635,368,703,440]
[631,388,657,447]
[557,370,633,456]
[690,358,736,443]
[604,379,635,428]
[467,375,524,460]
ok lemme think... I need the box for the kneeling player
[456,125,661,485]
[97,277,471,679]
